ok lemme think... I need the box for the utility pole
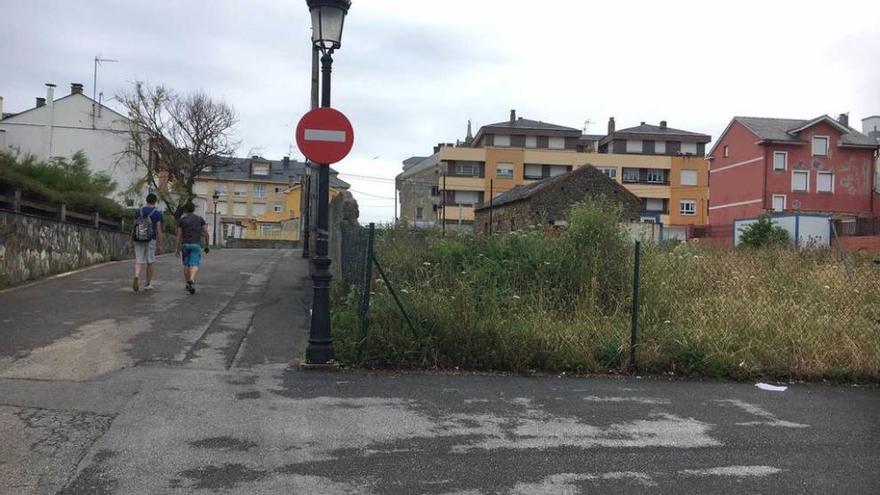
[442,167,447,236]
[302,45,319,258]
[488,179,494,235]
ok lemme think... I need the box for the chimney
[252,155,259,159]
[0,96,4,120]
[510,109,516,123]
[46,83,55,105]
[36,97,46,108]
[607,117,615,134]
[640,121,645,126]
[283,156,290,167]
[71,83,84,95]
[838,113,849,128]
[660,120,667,129]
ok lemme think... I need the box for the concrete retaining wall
[225,238,301,249]
[0,211,174,288]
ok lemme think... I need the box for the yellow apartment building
[193,156,349,242]
[397,112,710,236]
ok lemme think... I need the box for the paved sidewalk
[0,250,878,494]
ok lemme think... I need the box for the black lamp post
[305,0,350,365]
[212,190,220,247]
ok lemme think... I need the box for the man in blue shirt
[131,193,164,292]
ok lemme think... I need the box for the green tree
[738,213,790,248]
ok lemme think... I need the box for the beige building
[397,111,711,236]
[193,156,348,243]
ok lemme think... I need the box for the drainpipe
[762,144,769,210]
[45,83,56,160]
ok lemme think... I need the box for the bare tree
[119,83,238,218]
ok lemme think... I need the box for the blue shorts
[181,244,202,267]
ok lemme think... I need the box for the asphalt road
[1,249,878,494]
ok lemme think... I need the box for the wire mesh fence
[331,219,880,380]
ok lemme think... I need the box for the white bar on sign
[304,129,347,142]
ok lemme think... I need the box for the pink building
[707,115,879,228]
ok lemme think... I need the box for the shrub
[738,214,790,248]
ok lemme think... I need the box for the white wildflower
[664,320,671,324]
[823,285,830,289]
[513,295,521,300]
[423,262,432,266]
[400,289,409,294]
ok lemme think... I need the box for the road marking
[714,399,809,428]
[583,395,670,405]
[304,129,346,142]
[679,465,782,477]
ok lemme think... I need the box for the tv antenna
[92,55,118,128]
[583,118,594,133]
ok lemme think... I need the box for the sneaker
[132,277,139,292]
[187,281,196,295]
[144,284,154,291]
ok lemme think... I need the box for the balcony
[623,177,670,186]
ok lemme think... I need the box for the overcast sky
[2,0,879,223]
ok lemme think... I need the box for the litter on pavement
[755,383,788,392]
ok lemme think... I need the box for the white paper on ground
[755,383,787,392]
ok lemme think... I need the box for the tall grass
[331,201,880,381]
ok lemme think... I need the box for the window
[680,199,696,216]
[253,184,266,198]
[622,168,640,183]
[598,167,617,179]
[645,198,664,211]
[548,137,565,149]
[456,163,477,176]
[274,187,283,193]
[792,170,809,192]
[525,136,537,148]
[681,142,698,155]
[772,194,786,212]
[215,184,227,196]
[548,165,569,177]
[655,141,666,154]
[234,184,248,197]
[817,171,834,193]
[494,134,511,147]
[273,203,284,213]
[233,202,248,216]
[496,163,514,178]
[454,190,480,205]
[524,164,542,179]
[416,207,423,220]
[260,224,281,234]
[216,201,227,214]
[680,169,698,186]
[773,151,787,171]
[626,140,643,153]
[723,145,729,158]
[252,203,266,216]
[193,182,208,195]
[646,169,666,183]
[430,185,439,196]
[252,164,269,176]
[812,136,829,156]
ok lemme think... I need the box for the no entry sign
[295,107,354,165]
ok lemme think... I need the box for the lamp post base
[305,342,335,365]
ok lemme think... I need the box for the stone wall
[0,211,175,288]
[474,166,641,234]
[398,163,439,226]
[328,190,360,279]
[225,239,300,249]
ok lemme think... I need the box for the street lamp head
[307,0,351,51]
[212,190,220,201]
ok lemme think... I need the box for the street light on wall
[212,190,220,247]
[304,0,350,365]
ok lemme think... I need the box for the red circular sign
[295,107,354,165]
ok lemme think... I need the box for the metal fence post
[630,240,641,370]
[357,223,376,363]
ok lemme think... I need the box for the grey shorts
[134,240,157,264]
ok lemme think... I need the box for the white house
[0,83,147,205]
